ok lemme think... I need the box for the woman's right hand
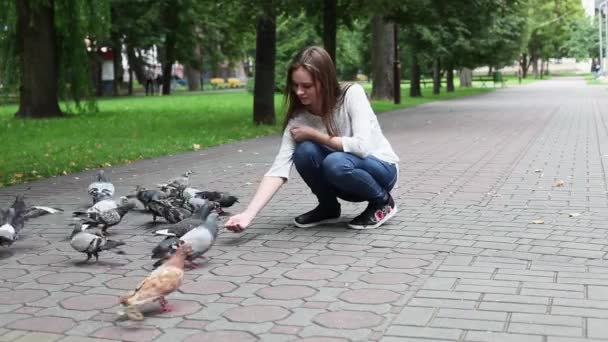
[224,212,255,233]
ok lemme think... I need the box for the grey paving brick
[385,326,462,340]
[392,307,434,326]
[508,323,581,336]
[587,318,608,339]
[464,331,543,342]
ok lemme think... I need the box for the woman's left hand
[290,126,322,143]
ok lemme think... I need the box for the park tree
[0,0,110,118]
[521,0,585,78]
[370,16,395,99]
[562,17,598,61]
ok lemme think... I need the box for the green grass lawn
[0,84,510,187]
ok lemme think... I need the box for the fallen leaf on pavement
[553,180,566,187]
[532,219,544,224]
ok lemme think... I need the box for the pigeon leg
[186,260,200,269]
[158,296,174,312]
[94,252,99,262]
[86,253,92,262]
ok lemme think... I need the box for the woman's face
[291,66,320,110]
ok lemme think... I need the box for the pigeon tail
[101,240,126,251]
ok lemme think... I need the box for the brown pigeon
[118,242,191,321]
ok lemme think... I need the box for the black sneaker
[294,203,341,228]
[348,195,397,230]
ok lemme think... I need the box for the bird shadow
[0,248,14,260]
[70,259,127,267]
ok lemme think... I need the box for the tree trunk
[544,60,550,76]
[432,57,441,95]
[15,0,62,118]
[323,0,337,65]
[185,42,202,91]
[519,53,529,78]
[162,4,178,95]
[162,33,176,95]
[185,65,201,91]
[532,57,539,79]
[488,66,493,76]
[112,44,121,96]
[253,9,276,125]
[539,58,544,79]
[370,16,394,100]
[446,61,454,92]
[128,68,133,96]
[410,52,422,97]
[459,67,472,87]
[126,45,145,86]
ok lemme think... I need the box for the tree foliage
[0,0,110,116]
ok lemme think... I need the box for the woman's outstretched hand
[224,212,254,233]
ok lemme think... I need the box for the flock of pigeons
[0,169,239,321]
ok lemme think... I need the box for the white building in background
[583,0,595,16]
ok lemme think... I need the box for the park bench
[402,78,445,88]
[473,73,507,88]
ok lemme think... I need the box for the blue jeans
[293,141,397,206]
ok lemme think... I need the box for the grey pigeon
[154,199,212,238]
[87,170,115,204]
[75,202,136,235]
[69,223,125,262]
[0,196,27,246]
[159,170,193,198]
[147,198,194,223]
[128,186,168,211]
[24,206,63,220]
[164,170,193,190]
[179,203,219,265]
[151,236,180,267]
[195,191,239,208]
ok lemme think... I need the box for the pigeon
[0,196,27,246]
[154,199,212,238]
[69,222,126,262]
[87,170,115,204]
[72,198,118,216]
[195,191,239,208]
[179,202,219,266]
[164,170,193,190]
[147,199,183,223]
[150,236,180,268]
[181,187,203,201]
[119,242,191,321]
[158,170,193,198]
[128,186,168,211]
[74,202,136,235]
[23,206,64,220]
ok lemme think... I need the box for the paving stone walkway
[1,77,608,341]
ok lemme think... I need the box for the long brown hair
[283,46,351,136]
